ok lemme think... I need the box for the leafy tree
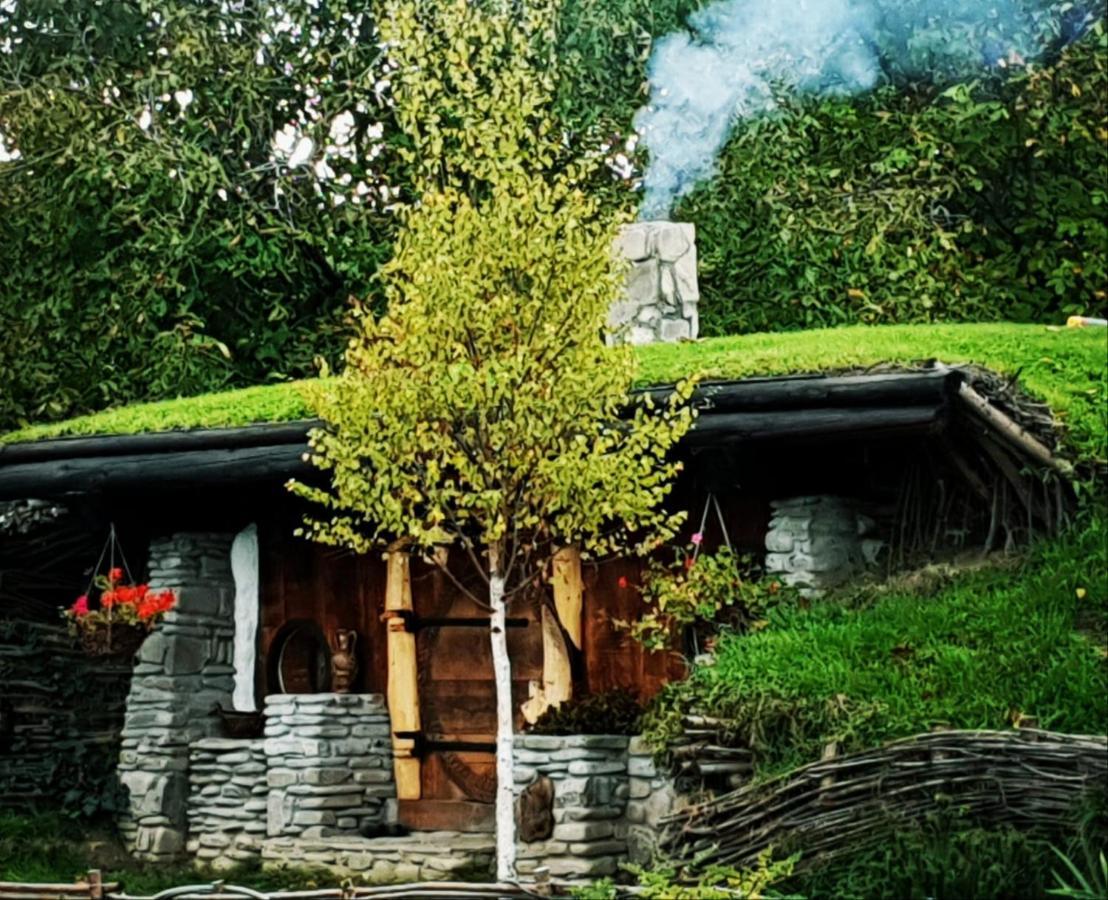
[0,0,401,427]
[292,0,694,877]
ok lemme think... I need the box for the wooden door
[402,560,543,831]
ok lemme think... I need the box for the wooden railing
[0,876,557,900]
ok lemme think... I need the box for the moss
[3,324,1104,463]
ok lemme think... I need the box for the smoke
[634,0,1087,219]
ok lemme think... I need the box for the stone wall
[625,736,678,864]
[118,532,236,860]
[186,738,267,870]
[263,693,395,839]
[609,221,699,346]
[765,496,881,596]
[513,734,632,880]
[261,832,495,883]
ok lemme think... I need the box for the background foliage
[1,1,1105,429]
[683,20,1108,335]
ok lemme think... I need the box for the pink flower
[71,595,89,617]
[691,532,703,545]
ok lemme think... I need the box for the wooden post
[385,548,421,800]
[552,546,583,649]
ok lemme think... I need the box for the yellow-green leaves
[293,0,694,584]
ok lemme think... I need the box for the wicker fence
[660,728,1108,871]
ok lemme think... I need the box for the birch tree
[291,0,695,880]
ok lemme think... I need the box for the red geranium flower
[617,576,629,589]
[71,595,89,617]
[109,567,124,584]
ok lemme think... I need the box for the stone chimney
[609,221,699,345]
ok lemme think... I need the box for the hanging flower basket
[62,527,177,660]
[77,620,150,659]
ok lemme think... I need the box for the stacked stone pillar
[186,738,267,869]
[513,734,631,879]
[118,533,236,860]
[263,693,396,838]
[765,496,874,596]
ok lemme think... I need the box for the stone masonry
[118,532,236,860]
[609,221,699,346]
[261,832,495,883]
[625,736,680,864]
[186,738,267,870]
[765,496,882,596]
[513,734,632,880]
[263,693,395,839]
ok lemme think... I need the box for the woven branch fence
[660,728,1108,871]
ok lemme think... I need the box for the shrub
[642,516,1108,772]
[529,690,644,735]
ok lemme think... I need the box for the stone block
[570,839,627,857]
[627,756,655,778]
[566,759,626,776]
[653,222,693,262]
[162,636,209,676]
[659,318,691,342]
[301,767,353,786]
[614,224,651,261]
[547,855,617,878]
[552,821,614,842]
[292,810,337,827]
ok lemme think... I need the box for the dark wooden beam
[639,368,961,412]
[0,421,316,465]
[685,404,946,445]
[0,444,310,500]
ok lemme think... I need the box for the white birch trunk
[488,566,517,882]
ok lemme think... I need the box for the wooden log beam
[0,444,311,500]
[685,404,946,445]
[385,549,421,801]
[0,421,314,465]
[956,382,1073,477]
[639,369,960,412]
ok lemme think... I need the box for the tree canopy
[1,0,1104,431]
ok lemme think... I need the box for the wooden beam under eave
[385,549,421,801]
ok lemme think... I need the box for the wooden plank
[551,546,583,649]
[397,799,495,834]
[386,549,421,800]
[541,605,572,707]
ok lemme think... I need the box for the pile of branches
[669,715,753,788]
[660,728,1108,872]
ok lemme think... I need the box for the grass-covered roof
[3,323,1105,463]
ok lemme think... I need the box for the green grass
[644,515,1108,778]
[3,324,1104,464]
[0,812,354,894]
